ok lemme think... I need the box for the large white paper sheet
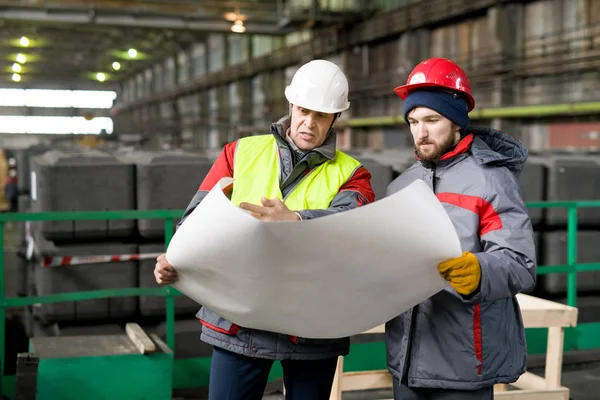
[166,177,461,338]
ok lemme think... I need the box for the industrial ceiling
[0,0,360,89]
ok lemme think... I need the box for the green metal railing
[526,200,600,308]
[1,201,600,388]
[0,209,183,375]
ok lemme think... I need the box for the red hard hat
[394,58,475,111]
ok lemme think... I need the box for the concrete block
[33,240,137,322]
[546,156,600,227]
[119,150,212,239]
[519,156,546,226]
[30,149,136,240]
[541,231,600,295]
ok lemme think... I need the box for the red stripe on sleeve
[436,193,503,236]
[198,141,238,192]
[339,166,375,204]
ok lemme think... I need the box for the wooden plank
[517,294,578,328]
[329,357,344,400]
[545,326,565,388]
[360,295,578,337]
[375,389,569,400]
[511,372,548,390]
[126,323,156,354]
[495,383,508,392]
[362,325,385,334]
[494,388,569,400]
[340,370,392,392]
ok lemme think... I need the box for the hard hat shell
[284,59,350,114]
[393,58,475,111]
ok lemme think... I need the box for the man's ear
[289,104,293,115]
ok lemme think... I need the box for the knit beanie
[403,90,470,131]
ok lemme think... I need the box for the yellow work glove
[438,252,481,296]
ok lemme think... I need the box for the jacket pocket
[196,307,239,335]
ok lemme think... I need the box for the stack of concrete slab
[541,231,600,295]
[532,155,600,296]
[544,155,600,228]
[29,233,137,324]
[118,150,213,239]
[29,149,136,240]
[519,156,546,227]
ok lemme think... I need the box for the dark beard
[415,134,458,162]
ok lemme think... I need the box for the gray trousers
[393,378,494,400]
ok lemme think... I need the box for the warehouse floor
[3,223,600,400]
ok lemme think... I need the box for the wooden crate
[329,294,578,400]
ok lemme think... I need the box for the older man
[155,59,375,400]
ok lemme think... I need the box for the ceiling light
[16,54,27,64]
[12,73,21,82]
[225,11,247,22]
[96,72,106,82]
[231,20,246,33]
[12,63,22,73]
[128,48,138,58]
[19,36,29,47]
[112,62,121,70]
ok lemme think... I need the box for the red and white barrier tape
[42,252,163,268]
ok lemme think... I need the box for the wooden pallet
[329,293,578,400]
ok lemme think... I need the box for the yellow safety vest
[230,135,361,210]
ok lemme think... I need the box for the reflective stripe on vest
[230,135,361,211]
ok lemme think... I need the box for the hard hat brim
[394,83,475,112]
[285,87,350,114]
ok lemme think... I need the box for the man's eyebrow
[409,114,441,120]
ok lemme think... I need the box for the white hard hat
[284,59,350,114]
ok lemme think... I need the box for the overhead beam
[0,8,292,35]
[0,0,279,13]
[0,79,117,90]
